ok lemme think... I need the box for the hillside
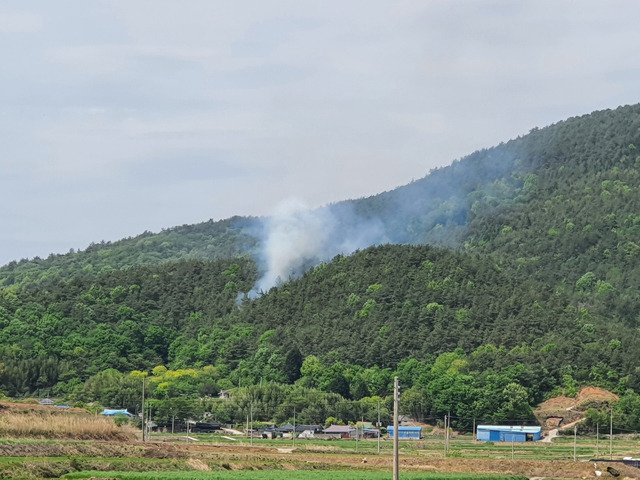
[2,243,639,409]
[466,106,640,324]
[4,106,640,296]
[0,216,260,287]
[2,104,640,431]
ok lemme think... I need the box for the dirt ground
[576,387,619,406]
[6,440,637,479]
[144,442,640,478]
[537,396,576,411]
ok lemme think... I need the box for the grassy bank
[0,410,135,440]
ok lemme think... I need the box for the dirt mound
[537,387,618,413]
[535,387,620,434]
[576,386,619,406]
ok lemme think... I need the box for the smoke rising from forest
[248,139,526,295]
[252,198,387,294]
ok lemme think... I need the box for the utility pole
[573,426,577,462]
[447,410,451,457]
[609,408,613,460]
[444,413,450,457]
[293,407,296,448]
[596,423,599,457]
[250,403,253,446]
[141,376,146,442]
[147,403,152,441]
[473,418,476,441]
[377,399,381,454]
[443,415,447,457]
[393,376,399,480]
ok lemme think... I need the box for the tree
[495,383,534,421]
[283,347,303,383]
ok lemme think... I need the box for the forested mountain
[5,105,640,293]
[0,216,261,287]
[2,104,640,429]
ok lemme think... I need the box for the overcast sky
[2,1,640,266]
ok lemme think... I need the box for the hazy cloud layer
[2,0,640,264]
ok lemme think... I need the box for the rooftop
[477,425,541,433]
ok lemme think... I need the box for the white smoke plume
[251,198,387,295]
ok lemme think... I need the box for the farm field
[0,433,639,479]
[155,432,639,462]
[1,402,639,479]
[62,472,528,480]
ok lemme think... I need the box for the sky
[2,1,640,266]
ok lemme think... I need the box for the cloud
[123,151,245,186]
[0,12,42,33]
[3,0,640,266]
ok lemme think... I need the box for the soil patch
[535,387,620,434]
[576,386,619,406]
[538,396,575,411]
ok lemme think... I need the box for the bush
[113,413,131,427]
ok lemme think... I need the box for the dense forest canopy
[2,104,640,430]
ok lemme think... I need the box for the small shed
[387,426,422,439]
[476,425,542,442]
[260,427,277,439]
[322,425,356,439]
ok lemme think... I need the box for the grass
[63,472,528,480]
[0,411,135,440]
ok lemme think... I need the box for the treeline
[1,243,639,407]
[0,216,260,288]
[0,257,257,394]
[64,358,640,434]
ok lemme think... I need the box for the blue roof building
[387,426,422,439]
[477,425,542,442]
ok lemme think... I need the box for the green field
[148,432,637,462]
[0,433,636,480]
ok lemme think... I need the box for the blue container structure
[387,426,422,439]
[101,409,132,417]
[476,425,542,442]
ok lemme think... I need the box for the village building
[476,425,542,442]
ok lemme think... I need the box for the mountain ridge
[3,103,640,430]
[8,104,639,289]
